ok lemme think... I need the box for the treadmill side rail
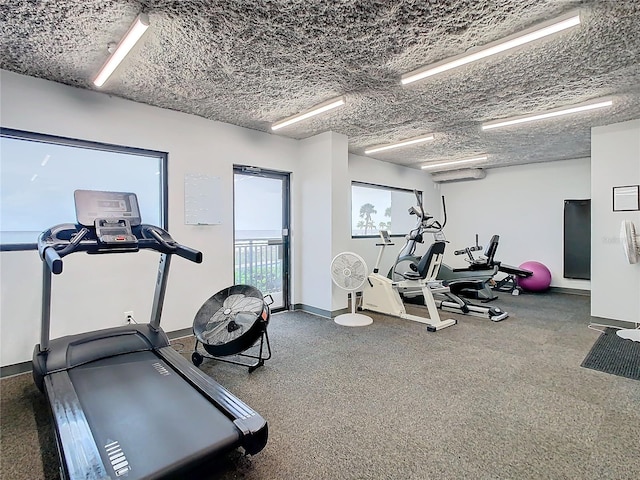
[158,346,268,455]
[45,373,111,480]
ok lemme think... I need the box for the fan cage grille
[331,252,368,291]
[193,284,269,356]
[621,220,639,264]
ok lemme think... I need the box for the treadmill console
[74,190,141,250]
[94,218,137,247]
[75,190,142,227]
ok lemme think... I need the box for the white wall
[294,142,438,315]
[439,158,591,290]
[347,154,441,281]
[1,70,303,366]
[330,133,352,311]
[7,68,626,367]
[295,132,335,312]
[591,119,640,322]
[0,71,433,366]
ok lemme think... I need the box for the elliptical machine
[391,191,508,322]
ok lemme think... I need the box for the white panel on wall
[184,173,223,225]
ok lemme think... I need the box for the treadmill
[33,190,268,480]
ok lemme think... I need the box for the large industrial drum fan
[192,284,272,372]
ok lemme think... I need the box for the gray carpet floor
[1,291,639,479]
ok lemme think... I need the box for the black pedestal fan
[192,284,272,372]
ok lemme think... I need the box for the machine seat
[455,235,500,272]
[401,241,446,281]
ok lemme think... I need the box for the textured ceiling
[1,0,639,172]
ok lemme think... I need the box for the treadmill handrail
[36,222,201,351]
[38,223,203,270]
[43,246,63,275]
[143,226,202,263]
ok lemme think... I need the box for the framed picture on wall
[613,185,640,211]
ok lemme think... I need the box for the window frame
[351,181,421,239]
[0,128,168,251]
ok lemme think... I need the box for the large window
[0,128,167,249]
[351,182,421,237]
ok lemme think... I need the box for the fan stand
[334,295,373,327]
[193,328,272,372]
[617,329,640,342]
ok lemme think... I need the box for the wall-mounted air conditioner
[430,168,486,183]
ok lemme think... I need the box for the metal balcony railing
[234,239,283,297]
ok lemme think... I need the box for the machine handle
[44,247,63,275]
[454,245,482,256]
[144,226,202,263]
[175,244,203,263]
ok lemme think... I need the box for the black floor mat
[581,328,640,380]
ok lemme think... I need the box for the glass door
[233,166,290,311]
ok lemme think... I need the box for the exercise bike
[361,230,457,332]
[391,191,508,322]
[437,234,533,297]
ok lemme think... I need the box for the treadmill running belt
[68,350,240,479]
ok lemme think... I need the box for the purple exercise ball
[518,261,552,292]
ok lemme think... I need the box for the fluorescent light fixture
[421,155,488,170]
[401,11,581,85]
[271,96,345,131]
[93,13,150,87]
[482,98,613,130]
[41,154,50,167]
[364,133,435,155]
